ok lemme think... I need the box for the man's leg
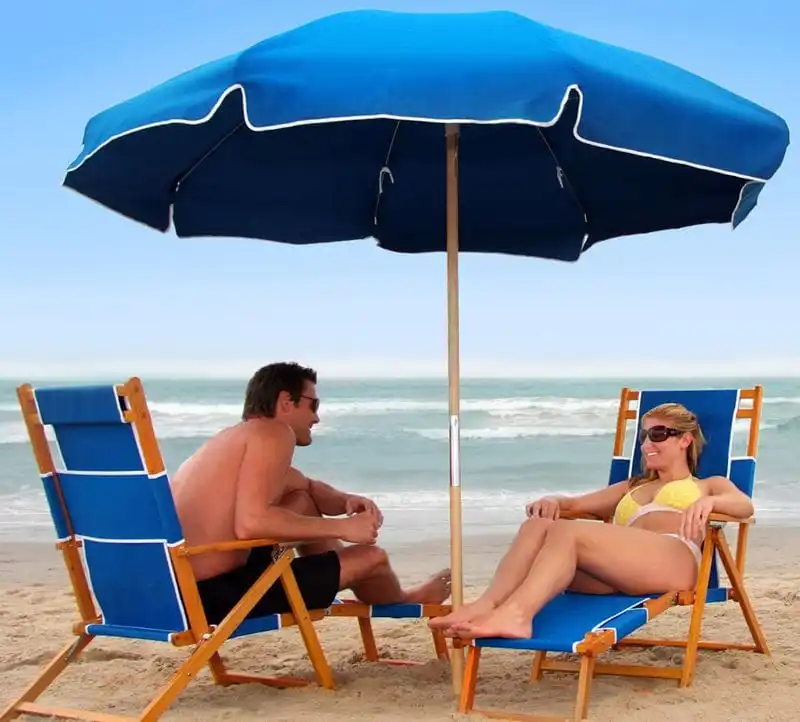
[337,545,451,605]
[279,489,451,605]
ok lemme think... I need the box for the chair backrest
[608,386,763,593]
[17,378,190,640]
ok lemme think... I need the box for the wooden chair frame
[328,601,451,666]
[458,385,770,722]
[1,378,335,722]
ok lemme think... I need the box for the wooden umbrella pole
[445,123,464,695]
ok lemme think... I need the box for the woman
[430,402,754,640]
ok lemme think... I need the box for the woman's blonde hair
[630,402,706,488]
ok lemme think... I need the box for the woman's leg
[568,569,616,594]
[429,518,553,629]
[453,519,698,639]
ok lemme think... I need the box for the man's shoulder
[201,419,294,450]
[241,417,296,448]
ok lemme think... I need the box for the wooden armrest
[708,513,754,525]
[183,538,283,556]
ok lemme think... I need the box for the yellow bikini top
[613,475,702,527]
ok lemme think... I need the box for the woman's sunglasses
[638,425,681,444]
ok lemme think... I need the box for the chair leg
[280,566,335,690]
[431,628,450,661]
[457,646,481,714]
[530,650,547,681]
[715,531,770,655]
[680,530,715,688]
[0,634,93,722]
[358,618,380,662]
[573,655,595,721]
[207,652,229,685]
[354,615,449,666]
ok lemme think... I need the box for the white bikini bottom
[663,533,702,566]
[622,507,703,566]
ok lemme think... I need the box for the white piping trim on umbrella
[64,82,769,231]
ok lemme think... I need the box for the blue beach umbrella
[62,9,789,689]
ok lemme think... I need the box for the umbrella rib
[172,121,246,194]
[535,126,590,232]
[373,120,402,225]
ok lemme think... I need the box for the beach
[2,375,799,719]
[2,525,799,721]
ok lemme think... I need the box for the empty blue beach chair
[2,377,335,722]
[458,385,769,722]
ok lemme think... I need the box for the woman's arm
[558,481,630,519]
[706,476,755,518]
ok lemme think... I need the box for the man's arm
[307,477,350,516]
[282,468,350,516]
[233,427,346,542]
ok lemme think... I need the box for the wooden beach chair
[458,385,769,722]
[1,377,335,722]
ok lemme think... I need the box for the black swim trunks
[196,546,341,625]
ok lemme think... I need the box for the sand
[2,526,799,721]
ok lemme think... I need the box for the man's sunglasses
[638,425,681,444]
[300,395,320,413]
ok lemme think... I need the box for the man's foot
[404,569,452,604]
[451,605,533,640]
[428,598,495,630]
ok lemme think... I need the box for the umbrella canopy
[64,10,788,262]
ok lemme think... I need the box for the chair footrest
[328,601,451,618]
[16,701,135,722]
[218,671,315,688]
[615,637,758,652]
[538,658,683,680]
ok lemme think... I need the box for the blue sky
[0,0,796,379]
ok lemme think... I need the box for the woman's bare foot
[452,604,533,640]
[404,569,452,604]
[428,598,496,630]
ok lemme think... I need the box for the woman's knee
[519,517,554,536]
[544,519,578,540]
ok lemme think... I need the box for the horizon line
[1,358,798,382]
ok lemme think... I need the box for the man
[171,361,451,624]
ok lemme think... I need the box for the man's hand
[345,494,384,527]
[339,511,380,545]
[679,496,715,541]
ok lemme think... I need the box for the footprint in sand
[0,651,60,671]
[83,649,146,663]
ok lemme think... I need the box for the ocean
[1,376,799,544]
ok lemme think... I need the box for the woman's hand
[679,496,715,540]
[525,496,561,520]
